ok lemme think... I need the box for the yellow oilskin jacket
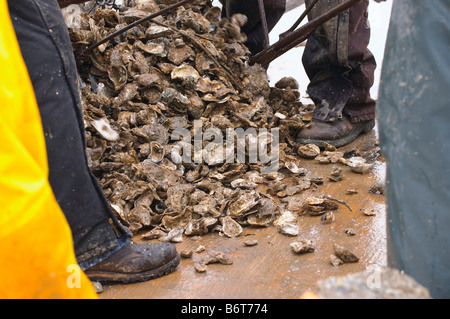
[0,0,97,299]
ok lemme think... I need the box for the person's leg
[7,0,128,268]
[7,0,179,282]
[377,0,450,298]
[342,0,376,123]
[297,0,375,147]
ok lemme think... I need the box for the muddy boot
[84,240,180,283]
[296,115,375,148]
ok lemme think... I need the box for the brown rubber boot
[84,240,180,283]
[296,115,375,148]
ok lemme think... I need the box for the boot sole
[85,253,181,284]
[297,120,375,148]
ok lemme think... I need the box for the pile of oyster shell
[69,0,375,240]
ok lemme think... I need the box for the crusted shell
[91,118,119,141]
[171,64,200,83]
[221,216,243,238]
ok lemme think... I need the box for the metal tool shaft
[250,0,362,67]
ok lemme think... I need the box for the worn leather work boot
[296,115,375,148]
[84,240,180,283]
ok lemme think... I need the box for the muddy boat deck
[99,129,386,299]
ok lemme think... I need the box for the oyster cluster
[69,0,373,241]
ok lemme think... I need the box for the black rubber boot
[296,115,375,148]
[84,240,180,283]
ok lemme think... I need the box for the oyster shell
[290,240,314,254]
[244,239,258,246]
[107,65,128,91]
[145,24,172,39]
[345,228,357,236]
[184,218,211,236]
[194,249,233,273]
[330,254,344,267]
[168,45,195,65]
[226,190,260,218]
[333,244,359,263]
[273,209,299,236]
[165,184,194,213]
[230,178,258,189]
[246,197,279,227]
[180,249,194,258]
[278,223,300,237]
[127,204,152,227]
[171,64,200,85]
[148,141,165,163]
[221,216,243,238]
[159,226,184,243]
[341,156,373,174]
[298,144,320,159]
[142,228,166,240]
[304,197,339,216]
[135,40,166,56]
[276,180,311,198]
[316,151,344,164]
[361,208,376,216]
[284,162,307,175]
[91,118,119,141]
[321,211,335,224]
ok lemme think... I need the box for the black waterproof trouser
[7,0,130,269]
[303,0,376,123]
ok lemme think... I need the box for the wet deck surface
[99,129,386,299]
